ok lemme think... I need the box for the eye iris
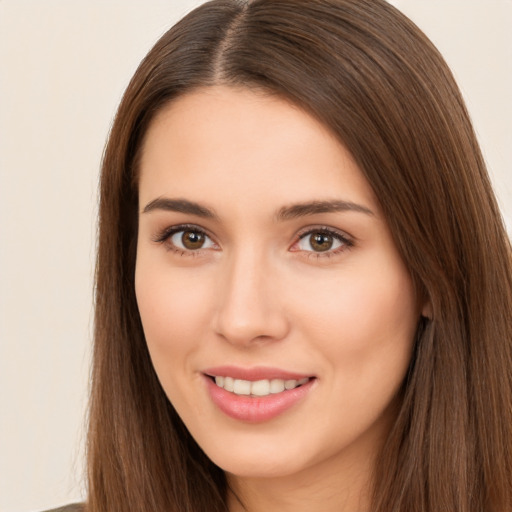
[182,230,205,250]
[310,233,333,252]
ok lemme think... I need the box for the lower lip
[204,376,315,423]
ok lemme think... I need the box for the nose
[213,249,290,347]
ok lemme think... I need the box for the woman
[53,0,512,510]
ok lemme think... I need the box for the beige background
[0,1,510,511]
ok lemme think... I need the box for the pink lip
[203,365,311,381]
[202,367,315,423]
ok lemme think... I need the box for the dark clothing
[41,504,84,512]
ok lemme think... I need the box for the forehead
[138,86,378,216]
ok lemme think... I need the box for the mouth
[207,375,312,397]
[202,367,316,422]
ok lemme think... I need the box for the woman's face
[135,86,422,482]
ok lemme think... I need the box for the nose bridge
[214,244,288,345]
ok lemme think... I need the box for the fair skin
[135,86,424,512]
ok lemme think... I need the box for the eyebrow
[276,200,374,221]
[142,197,218,218]
[142,197,374,220]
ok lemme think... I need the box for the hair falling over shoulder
[86,1,512,511]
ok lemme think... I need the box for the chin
[212,450,310,479]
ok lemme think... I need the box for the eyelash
[152,224,354,259]
[152,224,217,257]
[293,227,354,259]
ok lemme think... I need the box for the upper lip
[203,365,314,381]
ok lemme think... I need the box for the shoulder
[40,504,84,512]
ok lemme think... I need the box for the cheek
[299,270,416,337]
[296,263,418,429]
[292,258,418,382]
[134,259,214,370]
[134,260,219,422]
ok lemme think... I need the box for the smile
[203,369,316,423]
[212,376,310,396]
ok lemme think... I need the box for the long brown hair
[88,1,512,511]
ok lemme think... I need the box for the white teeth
[284,379,297,390]
[269,379,285,393]
[251,379,270,396]
[233,379,251,395]
[213,376,310,396]
[224,376,234,392]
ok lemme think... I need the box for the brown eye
[181,230,205,250]
[309,233,334,252]
[168,228,216,252]
[295,229,348,254]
